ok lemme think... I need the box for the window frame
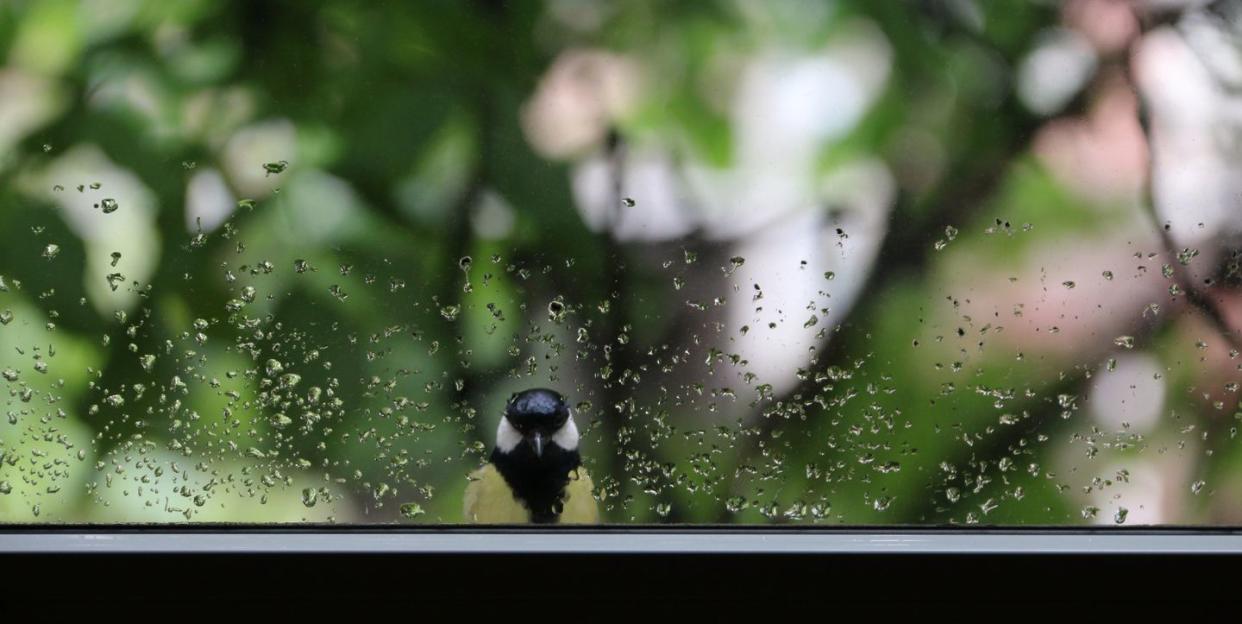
[3,526,1241,554]
[4,526,1240,605]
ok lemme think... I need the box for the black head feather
[503,388,570,434]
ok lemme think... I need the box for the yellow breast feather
[464,464,599,524]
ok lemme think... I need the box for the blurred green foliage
[0,0,1233,525]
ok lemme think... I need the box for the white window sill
[3,528,1240,554]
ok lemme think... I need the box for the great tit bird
[464,388,598,524]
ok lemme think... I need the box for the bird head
[496,388,578,459]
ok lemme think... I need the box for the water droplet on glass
[547,300,566,322]
[263,160,289,176]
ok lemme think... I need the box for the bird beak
[527,432,544,458]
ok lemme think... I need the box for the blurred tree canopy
[1,0,1240,525]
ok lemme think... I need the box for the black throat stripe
[489,444,582,524]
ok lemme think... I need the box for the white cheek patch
[496,413,580,454]
[551,413,579,451]
[495,417,522,453]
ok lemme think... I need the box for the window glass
[1,0,1240,525]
